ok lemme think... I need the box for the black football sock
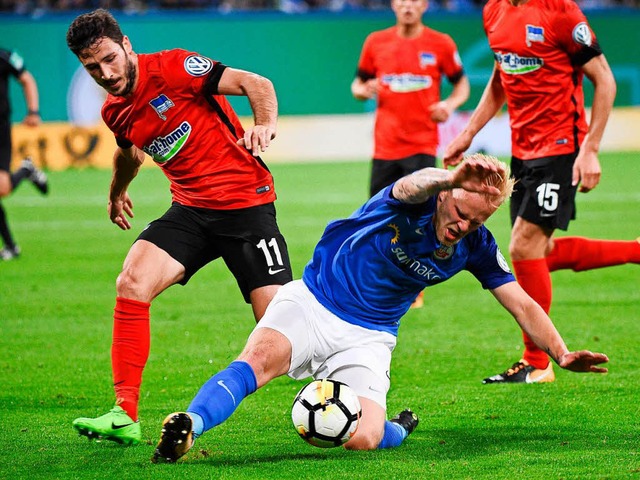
[0,201,16,249]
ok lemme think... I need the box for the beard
[114,56,137,97]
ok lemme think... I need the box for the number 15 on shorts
[536,182,560,214]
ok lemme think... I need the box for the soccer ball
[291,379,361,448]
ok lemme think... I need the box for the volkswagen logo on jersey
[572,22,593,47]
[184,55,213,77]
[525,25,545,47]
[495,52,543,75]
[433,245,454,260]
[149,94,175,121]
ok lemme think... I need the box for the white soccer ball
[291,379,362,448]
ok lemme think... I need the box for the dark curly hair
[66,9,125,56]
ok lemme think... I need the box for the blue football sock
[377,420,408,449]
[187,360,258,434]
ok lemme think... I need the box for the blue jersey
[302,185,515,336]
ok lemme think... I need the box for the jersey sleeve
[465,228,515,290]
[440,35,465,84]
[160,49,222,97]
[1,49,26,78]
[355,34,377,81]
[555,2,602,66]
[101,101,132,147]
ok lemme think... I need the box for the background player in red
[351,0,469,308]
[444,0,639,383]
[0,47,48,260]
[351,0,470,199]
[66,9,293,444]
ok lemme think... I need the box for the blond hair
[463,153,515,207]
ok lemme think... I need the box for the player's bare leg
[73,241,185,445]
[484,219,556,384]
[249,284,282,321]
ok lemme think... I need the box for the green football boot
[73,406,141,445]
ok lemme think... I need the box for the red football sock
[112,296,151,422]
[546,236,640,272]
[512,258,551,369]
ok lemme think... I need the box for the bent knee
[116,269,150,300]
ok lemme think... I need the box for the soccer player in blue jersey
[152,154,608,462]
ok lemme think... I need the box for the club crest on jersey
[495,52,543,75]
[143,121,192,164]
[149,94,175,121]
[525,25,545,47]
[419,52,436,68]
[433,245,454,260]
[572,22,593,47]
[184,55,213,77]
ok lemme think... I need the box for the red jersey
[356,26,464,160]
[483,0,602,160]
[102,49,276,210]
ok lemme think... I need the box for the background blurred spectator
[0,0,638,19]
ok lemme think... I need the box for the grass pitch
[1,152,639,479]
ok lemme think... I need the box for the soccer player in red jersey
[66,9,293,443]
[352,0,470,308]
[352,0,469,199]
[444,0,640,383]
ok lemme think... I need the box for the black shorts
[0,118,11,172]
[137,202,293,303]
[510,152,578,231]
[370,153,436,198]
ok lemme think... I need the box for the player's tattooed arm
[394,156,504,204]
[393,168,454,204]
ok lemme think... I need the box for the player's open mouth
[445,228,458,242]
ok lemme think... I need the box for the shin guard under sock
[187,361,258,434]
[512,259,552,369]
[112,297,151,421]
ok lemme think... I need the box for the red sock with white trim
[512,258,552,369]
[546,236,640,272]
[112,296,151,422]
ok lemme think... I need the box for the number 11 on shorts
[257,238,285,274]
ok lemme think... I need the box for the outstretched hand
[450,156,504,196]
[558,350,609,373]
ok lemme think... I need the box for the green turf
[1,152,638,479]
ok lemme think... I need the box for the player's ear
[122,35,133,54]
